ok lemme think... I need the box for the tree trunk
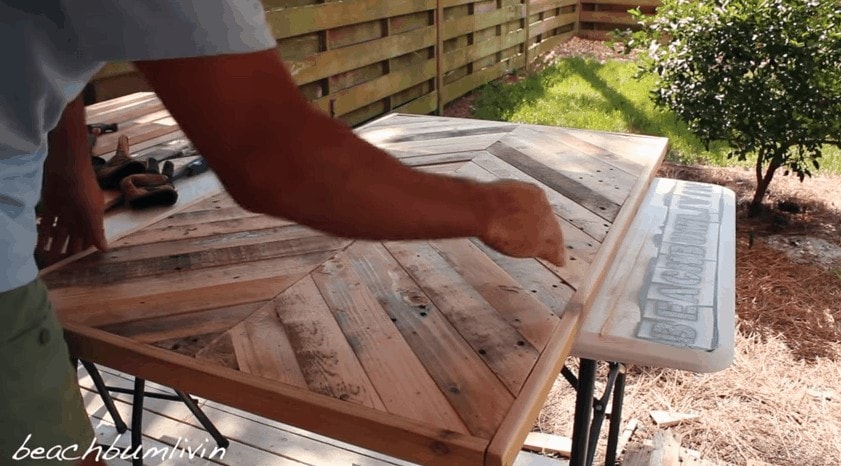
[749,152,781,217]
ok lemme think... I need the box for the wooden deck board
[79,365,564,466]
[44,95,667,466]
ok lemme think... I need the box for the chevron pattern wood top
[42,98,667,466]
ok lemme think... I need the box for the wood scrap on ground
[650,410,701,428]
[626,431,726,466]
[522,432,572,457]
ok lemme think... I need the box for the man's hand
[482,181,566,267]
[36,95,108,267]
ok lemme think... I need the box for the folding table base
[565,359,627,466]
[80,360,229,466]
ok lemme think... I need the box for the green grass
[472,57,841,173]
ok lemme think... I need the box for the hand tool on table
[99,137,208,210]
[162,156,209,181]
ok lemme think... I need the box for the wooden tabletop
[42,94,667,466]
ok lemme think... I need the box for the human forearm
[230,108,492,240]
[136,51,491,241]
[136,50,565,265]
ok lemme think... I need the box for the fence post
[435,0,445,115]
[523,0,531,73]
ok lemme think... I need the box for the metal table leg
[569,359,597,466]
[604,368,627,466]
[80,360,128,433]
[175,390,229,448]
[586,362,622,466]
[564,360,629,466]
[131,378,145,466]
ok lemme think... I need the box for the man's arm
[134,50,564,265]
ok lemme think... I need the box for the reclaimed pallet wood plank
[99,301,264,344]
[468,238,576,318]
[343,241,515,439]
[377,133,510,157]
[311,249,471,434]
[487,140,620,222]
[46,233,348,288]
[361,124,516,145]
[273,276,387,410]
[90,224,324,265]
[501,126,637,205]
[471,152,609,242]
[429,238,559,349]
[114,214,292,248]
[399,151,483,167]
[47,251,337,323]
[384,241,538,395]
[222,303,309,388]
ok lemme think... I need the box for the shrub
[622,0,841,215]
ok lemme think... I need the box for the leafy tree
[621,0,841,215]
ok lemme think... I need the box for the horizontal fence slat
[582,0,659,6]
[266,0,435,40]
[288,26,436,86]
[579,10,639,27]
[442,55,525,106]
[313,59,437,117]
[442,30,526,73]
[530,12,578,38]
[531,0,578,15]
[442,4,523,41]
[529,30,576,64]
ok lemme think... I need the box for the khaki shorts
[0,279,95,465]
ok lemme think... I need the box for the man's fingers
[91,223,109,252]
[45,226,69,266]
[36,215,55,252]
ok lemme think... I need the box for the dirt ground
[444,38,841,465]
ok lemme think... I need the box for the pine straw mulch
[444,38,841,465]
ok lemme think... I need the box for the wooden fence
[89,0,653,126]
[578,0,658,40]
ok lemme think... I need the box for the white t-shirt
[0,1,276,292]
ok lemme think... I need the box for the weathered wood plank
[384,241,539,395]
[99,301,264,344]
[313,59,436,117]
[46,234,349,288]
[429,238,559,349]
[453,161,594,289]
[362,124,515,145]
[501,126,639,204]
[87,225,321,266]
[487,140,621,222]
[226,303,310,388]
[441,5,521,41]
[311,249,471,434]
[272,276,387,410]
[579,10,639,27]
[468,238,576,318]
[343,241,515,439]
[376,132,506,156]
[470,152,609,242]
[114,214,292,248]
[48,251,338,323]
